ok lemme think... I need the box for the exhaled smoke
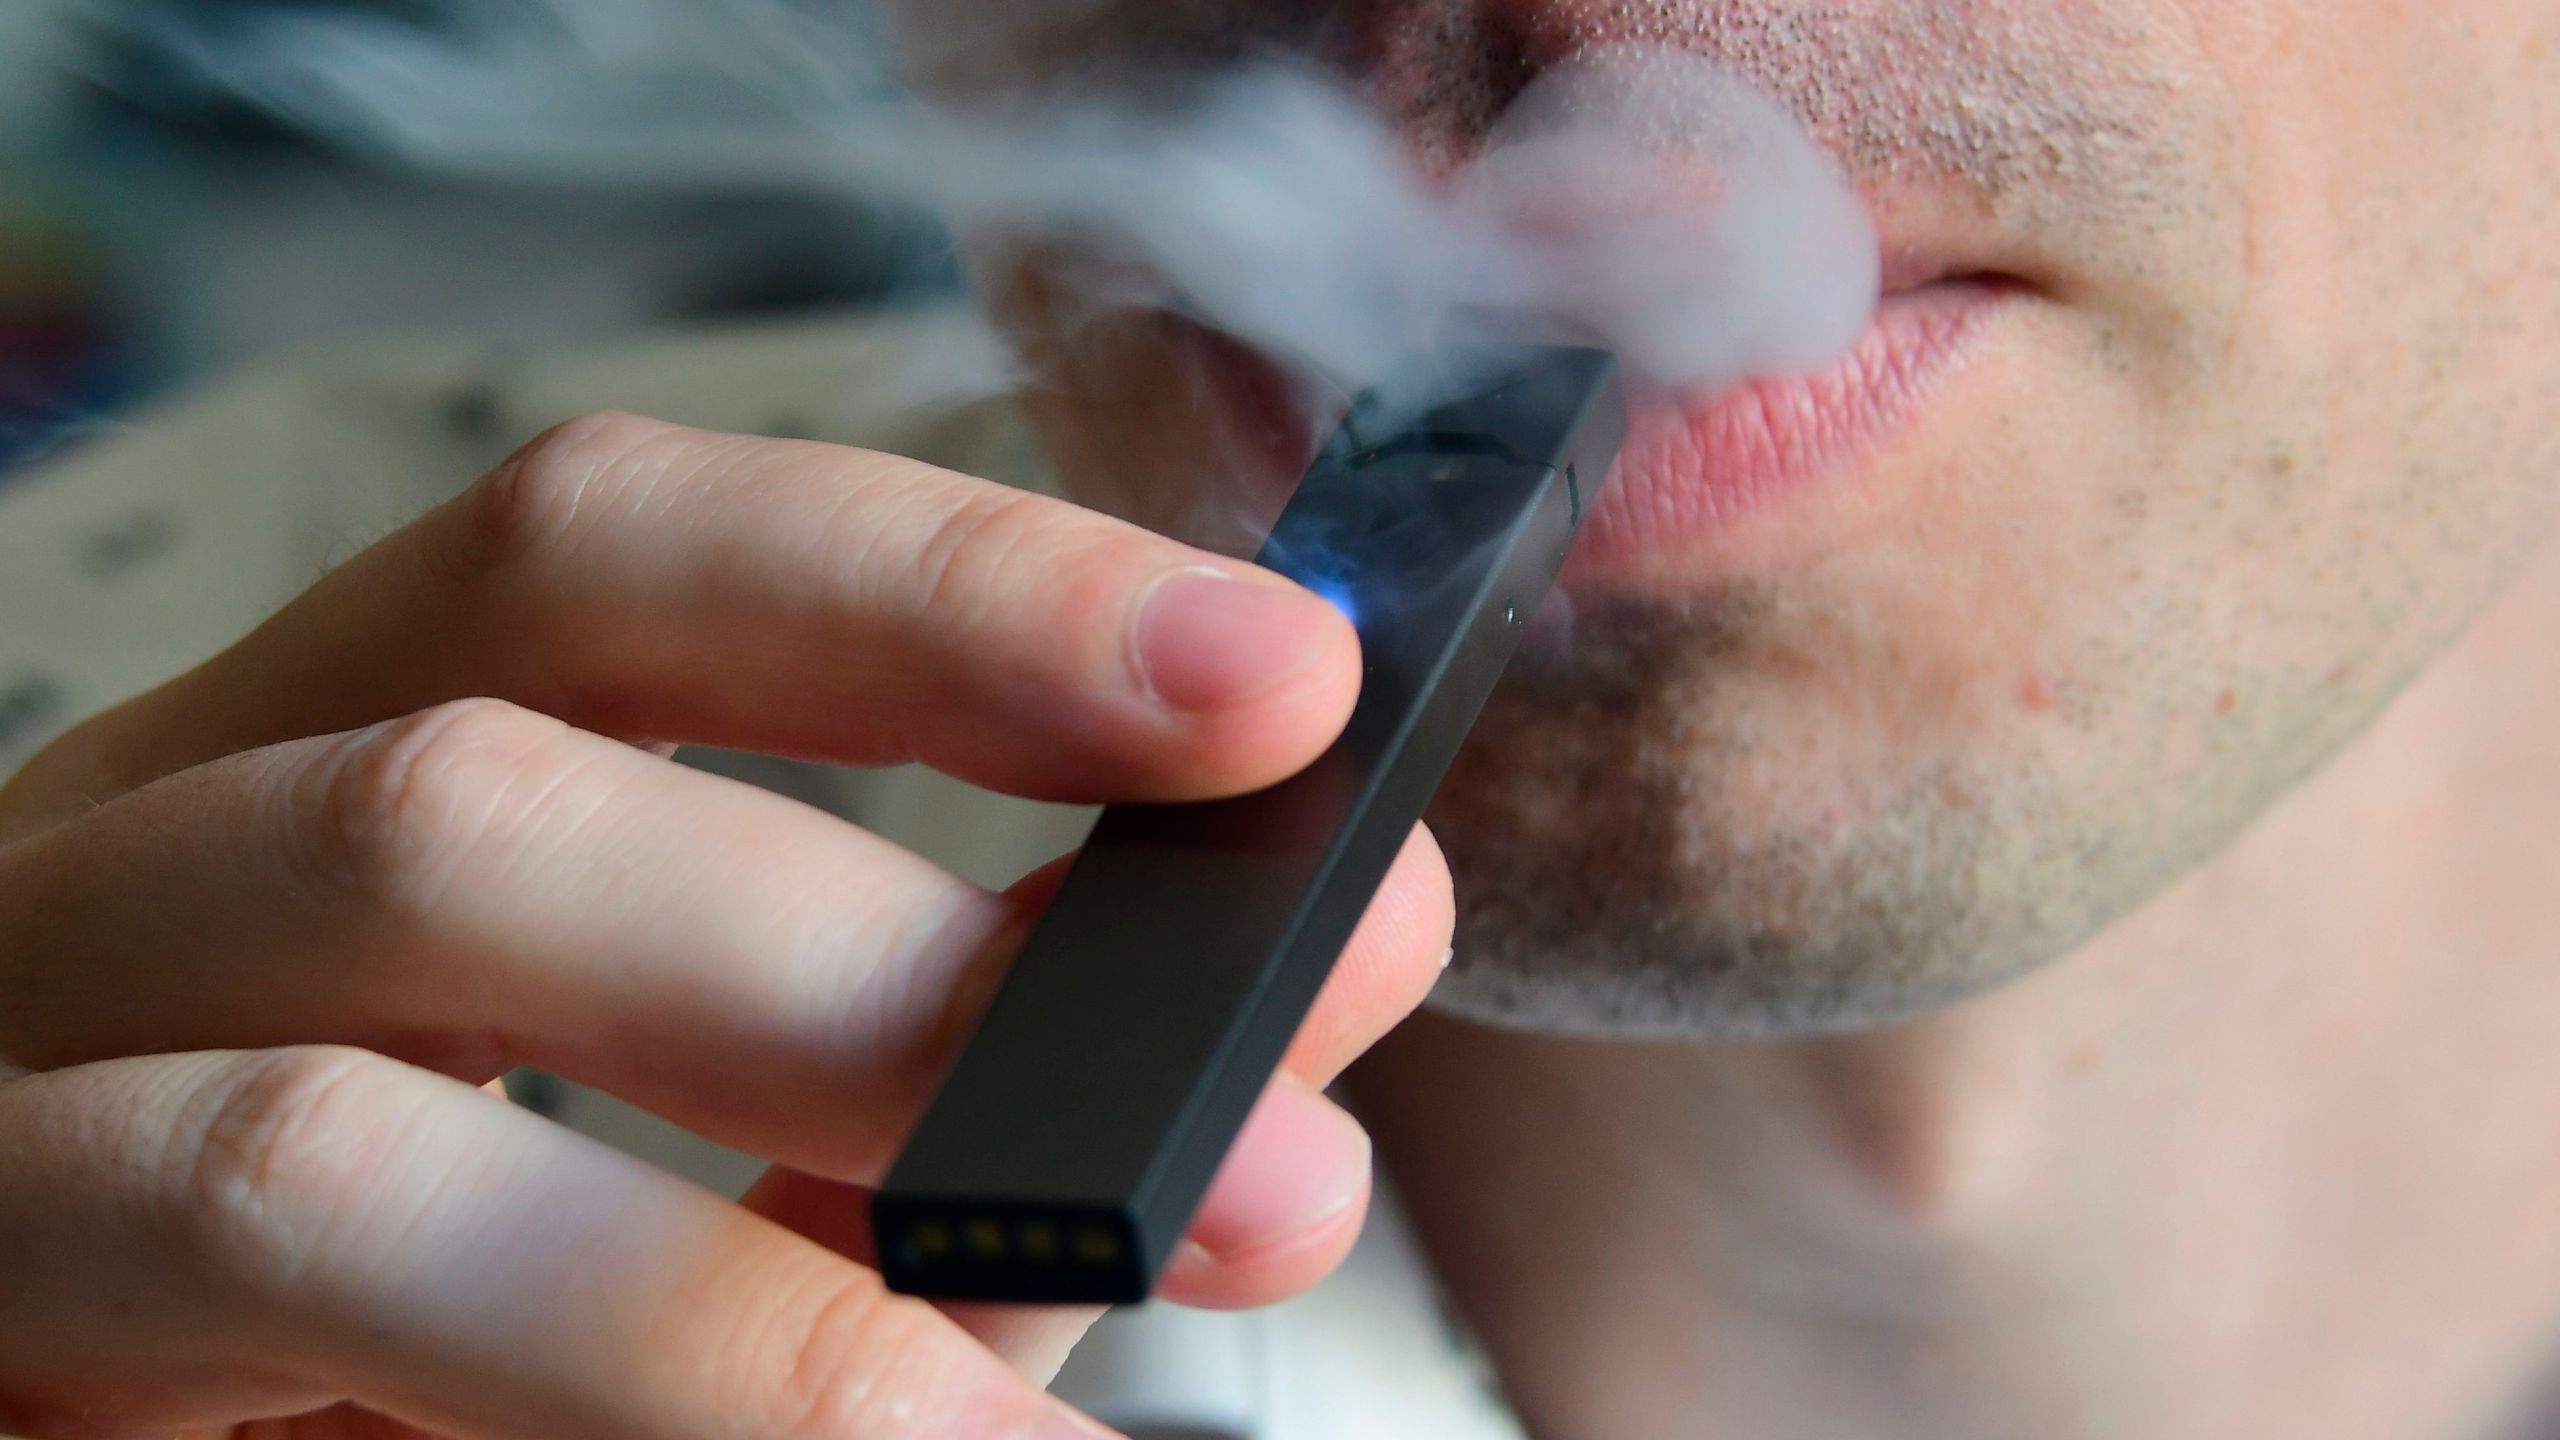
[78,1,1878,408]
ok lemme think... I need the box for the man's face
[890,0,2560,1034]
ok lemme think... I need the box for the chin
[1417,921,2033,1040]
[1415,834,2041,1041]
[1416,774,2041,1041]
[1410,624,2135,1040]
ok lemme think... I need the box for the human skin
[0,416,1455,1438]
[884,0,2560,1432]
[909,0,2560,1032]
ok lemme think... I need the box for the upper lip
[1345,29,2056,309]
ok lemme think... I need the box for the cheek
[1654,300,2290,841]
[1913,0,2560,769]
[2213,0,2560,642]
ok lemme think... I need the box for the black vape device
[875,345,1625,1304]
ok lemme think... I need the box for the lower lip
[1186,277,2011,576]
[1566,278,2011,578]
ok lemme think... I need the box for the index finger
[11,412,1356,814]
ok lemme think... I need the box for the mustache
[1002,0,2200,217]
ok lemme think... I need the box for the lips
[1182,262,2021,583]
[1564,271,2018,580]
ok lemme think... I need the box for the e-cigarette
[875,345,1626,1304]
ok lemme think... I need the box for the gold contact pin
[1069,1226,1122,1264]
[908,1220,955,1260]
[1017,1222,1062,1262]
[964,1219,1008,1260]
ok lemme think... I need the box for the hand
[0,413,1454,1440]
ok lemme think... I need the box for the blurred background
[0,12,1537,1435]
[0,0,1066,1196]
[0,0,953,485]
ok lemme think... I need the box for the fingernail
[1132,566,1341,713]
[1183,1078,1370,1262]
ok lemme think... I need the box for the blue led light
[1310,581,1360,628]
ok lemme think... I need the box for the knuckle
[449,410,673,579]
[905,485,1079,627]
[759,1275,949,1440]
[296,698,564,913]
[166,1045,418,1292]
[895,483,1167,670]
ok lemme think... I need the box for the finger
[741,828,1446,1330]
[1270,825,1455,1087]
[996,824,1452,1090]
[0,1047,1121,1440]
[740,1074,1376,1362]
[3,412,1357,822]
[732,1169,1105,1386]
[1147,1074,1374,1310]
[0,701,1442,1230]
[0,700,1019,1177]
